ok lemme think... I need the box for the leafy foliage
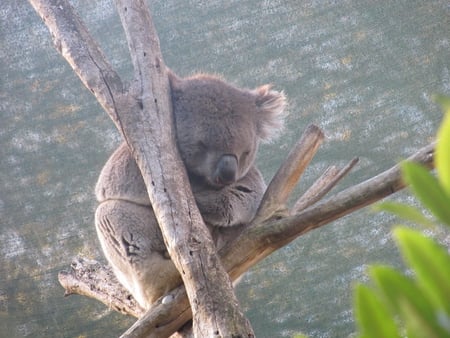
[354,97,450,338]
[436,95,450,195]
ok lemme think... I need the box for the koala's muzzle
[214,155,238,186]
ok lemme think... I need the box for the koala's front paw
[201,211,232,227]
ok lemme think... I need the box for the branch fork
[29,0,435,337]
[58,121,433,338]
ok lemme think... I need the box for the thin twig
[108,143,435,338]
[292,157,359,213]
[254,124,324,222]
[59,141,434,338]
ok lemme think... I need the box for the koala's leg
[94,200,181,310]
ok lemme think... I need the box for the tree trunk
[29,0,254,336]
[29,1,436,337]
[58,137,434,338]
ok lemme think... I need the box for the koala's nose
[215,155,238,186]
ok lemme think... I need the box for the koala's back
[95,142,150,206]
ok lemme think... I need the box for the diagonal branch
[29,0,125,133]
[113,1,254,336]
[58,257,146,318]
[30,0,255,336]
[292,157,359,213]
[254,124,324,222]
[116,141,434,337]
[233,142,435,255]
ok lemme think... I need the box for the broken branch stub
[57,138,434,338]
[254,124,324,222]
[292,157,359,213]
[31,2,437,338]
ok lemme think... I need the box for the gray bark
[29,0,254,336]
[29,0,436,337]
[58,129,434,337]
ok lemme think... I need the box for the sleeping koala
[94,71,286,310]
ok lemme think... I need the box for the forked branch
[58,126,434,338]
[30,0,436,337]
[292,157,359,213]
[254,124,324,222]
[30,0,254,336]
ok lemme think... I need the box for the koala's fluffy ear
[254,85,287,142]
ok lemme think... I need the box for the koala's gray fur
[94,71,286,310]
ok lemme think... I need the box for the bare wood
[292,157,359,213]
[293,166,340,212]
[58,257,145,318]
[224,142,435,270]
[59,142,434,338]
[114,1,254,335]
[254,124,324,222]
[122,287,192,338]
[28,0,125,131]
[30,2,437,338]
[30,0,254,336]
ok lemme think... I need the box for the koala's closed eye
[197,141,208,152]
[236,185,252,193]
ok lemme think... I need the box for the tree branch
[113,1,254,335]
[254,124,324,222]
[29,0,125,131]
[292,157,359,213]
[223,142,435,273]
[126,141,435,337]
[30,0,254,336]
[58,126,435,338]
[58,257,145,318]
[31,1,436,337]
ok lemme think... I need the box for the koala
[94,71,286,310]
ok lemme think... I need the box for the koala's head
[169,72,286,189]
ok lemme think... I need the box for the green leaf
[401,161,450,226]
[375,201,434,227]
[435,94,450,108]
[370,265,449,338]
[394,227,450,313]
[354,283,401,338]
[436,95,450,196]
